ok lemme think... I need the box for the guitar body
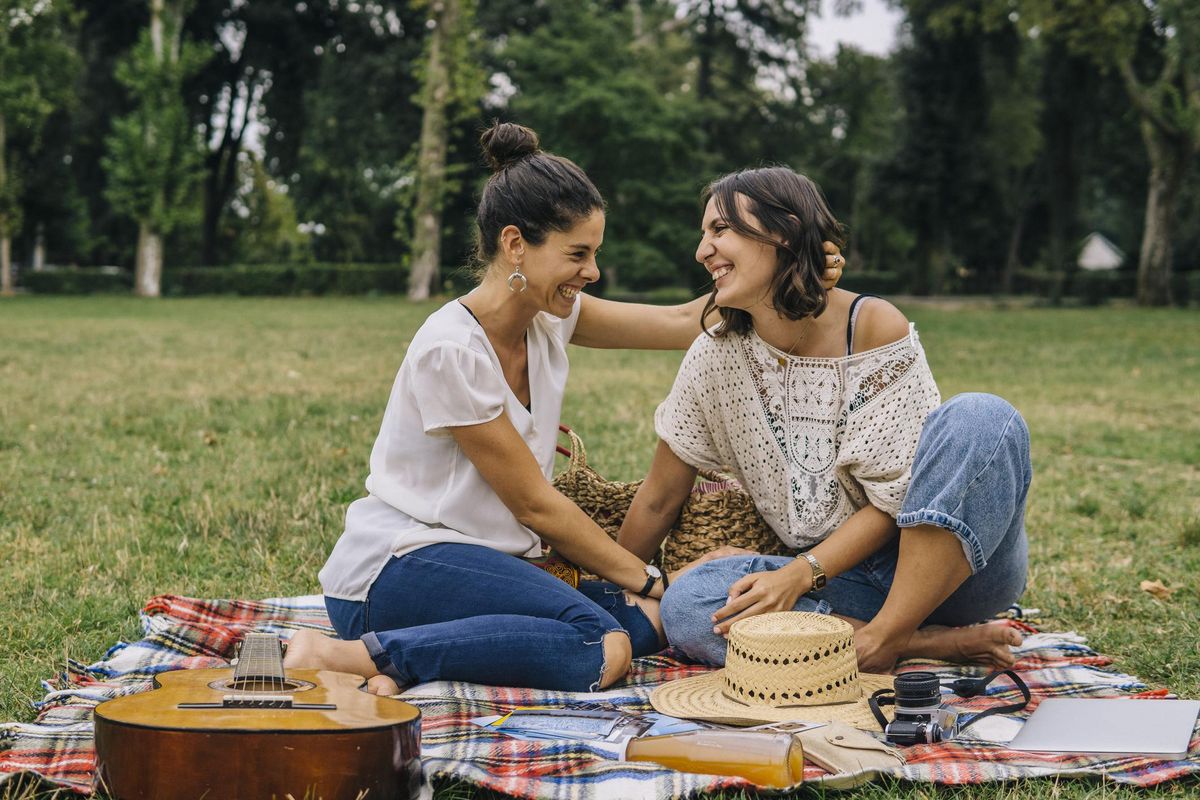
[94,665,422,800]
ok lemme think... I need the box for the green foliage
[226,155,310,265]
[102,15,208,236]
[0,0,80,237]
[837,270,907,296]
[502,1,706,289]
[1070,270,1136,306]
[162,262,408,296]
[292,3,427,263]
[20,267,133,294]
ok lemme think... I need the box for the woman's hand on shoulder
[821,241,845,290]
[853,298,910,352]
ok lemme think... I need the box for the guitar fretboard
[232,632,286,690]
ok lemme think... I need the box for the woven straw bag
[551,426,792,572]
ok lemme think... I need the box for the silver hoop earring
[507,263,528,293]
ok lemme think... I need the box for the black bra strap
[845,294,876,355]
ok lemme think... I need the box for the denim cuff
[896,509,987,574]
[361,631,408,684]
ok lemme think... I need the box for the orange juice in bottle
[624,730,804,787]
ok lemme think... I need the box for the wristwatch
[637,563,669,598]
[800,552,827,591]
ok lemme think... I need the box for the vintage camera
[878,671,960,745]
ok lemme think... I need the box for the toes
[366,674,400,696]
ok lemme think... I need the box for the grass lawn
[1,295,1198,799]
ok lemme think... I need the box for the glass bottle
[624,730,805,788]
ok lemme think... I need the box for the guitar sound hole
[210,678,314,693]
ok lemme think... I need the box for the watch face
[646,564,662,578]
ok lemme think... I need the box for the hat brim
[650,670,895,731]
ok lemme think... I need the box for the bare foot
[365,674,402,696]
[903,622,1023,668]
[283,629,380,677]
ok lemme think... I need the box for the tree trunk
[33,223,46,271]
[407,0,457,301]
[0,112,10,296]
[0,236,11,296]
[135,221,164,297]
[1135,123,1190,306]
[1001,206,1026,295]
[1043,43,1081,305]
[150,0,165,61]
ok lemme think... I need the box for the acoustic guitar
[93,631,423,800]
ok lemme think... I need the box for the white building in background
[1078,232,1125,271]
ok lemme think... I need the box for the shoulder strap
[846,294,876,355]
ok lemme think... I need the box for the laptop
[1009,698,1200,758]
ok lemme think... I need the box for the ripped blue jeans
[324,542,662,691]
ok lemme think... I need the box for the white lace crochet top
[655,324,941,550]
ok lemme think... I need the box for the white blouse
[654,325,941,550]
[320,298,581,601]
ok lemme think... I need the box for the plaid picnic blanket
[2,595,1197,797]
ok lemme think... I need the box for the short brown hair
[701,167,844,336]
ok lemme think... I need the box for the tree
[802,46,904,273]
[673,0,815,170]
[103,0,207,296]
[1024,0,1200,305]
[289,2,427,264]
[0,0,78,295]
[499,1,706,290]
[406,0,482,300]
[880,1,999,294]
[185,0,350,266]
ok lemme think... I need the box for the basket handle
[555,424,588,469]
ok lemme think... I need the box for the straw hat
[651,612,894,731]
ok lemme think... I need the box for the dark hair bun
[480,122,541,171]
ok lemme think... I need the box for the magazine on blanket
[470,706,706,744]
[469,703,824,746]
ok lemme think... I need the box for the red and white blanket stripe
[1,595,1196,797]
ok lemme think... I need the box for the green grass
[1,296,1198,798]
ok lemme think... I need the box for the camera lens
[893,671,941,711]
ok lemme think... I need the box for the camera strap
[868,669,1032,734]
[949,669,1031,734]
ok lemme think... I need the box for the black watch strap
[637,575,656,598]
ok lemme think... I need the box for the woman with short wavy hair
[618,166,1031,673]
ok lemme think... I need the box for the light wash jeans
[661,393,1032,666]
[325,542,661,691]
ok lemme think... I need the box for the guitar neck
[233,632,286,683]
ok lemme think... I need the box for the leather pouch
[797,722,904,785]
[524,549,580,588]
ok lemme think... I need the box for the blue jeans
[661,393,1032,666]
[324,542,662,691]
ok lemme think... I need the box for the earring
[507,257,527,293]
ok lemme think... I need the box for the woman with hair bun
[284,123,846,693]
[618,167,1031,673]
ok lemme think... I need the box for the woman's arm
[711,505,898,634]
[571,243,846,351]
[571,294,709,350]
[450,413,665,598]
[616,440,698,561]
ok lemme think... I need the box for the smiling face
[515,210,604,318]
[695,194,781,312]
